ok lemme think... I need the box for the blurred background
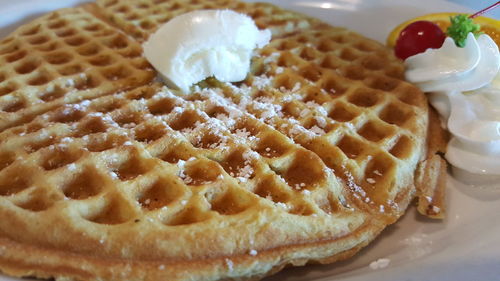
[450,0,499,18]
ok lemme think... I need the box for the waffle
[0,0,447,280]
[93,0,324,41]
[0,7,155,130]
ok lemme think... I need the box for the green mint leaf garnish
[446,14,481,47]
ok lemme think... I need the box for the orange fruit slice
[387,12,500,47]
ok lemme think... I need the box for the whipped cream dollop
[405,33,500,180]
[143,10,271,93]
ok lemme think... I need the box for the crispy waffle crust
[0,1,447,280]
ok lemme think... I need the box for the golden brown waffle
[93,0,324,42]
[0,80,402,280]
[0,7,155,130]
[415,107,448,219]
[0,1,447,280]
[242,26,447,216]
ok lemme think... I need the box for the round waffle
[0,0,447,280]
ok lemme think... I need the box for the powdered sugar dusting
[369,258,390,270]
[225,258,234,272]
[343,169,366,197]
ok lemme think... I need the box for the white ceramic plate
[1,1,499,280]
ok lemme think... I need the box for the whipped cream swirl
[405,33,500,180]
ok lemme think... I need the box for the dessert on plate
[0,0,447,280]
[388,10,500,184]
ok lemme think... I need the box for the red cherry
[394,20,446,60]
